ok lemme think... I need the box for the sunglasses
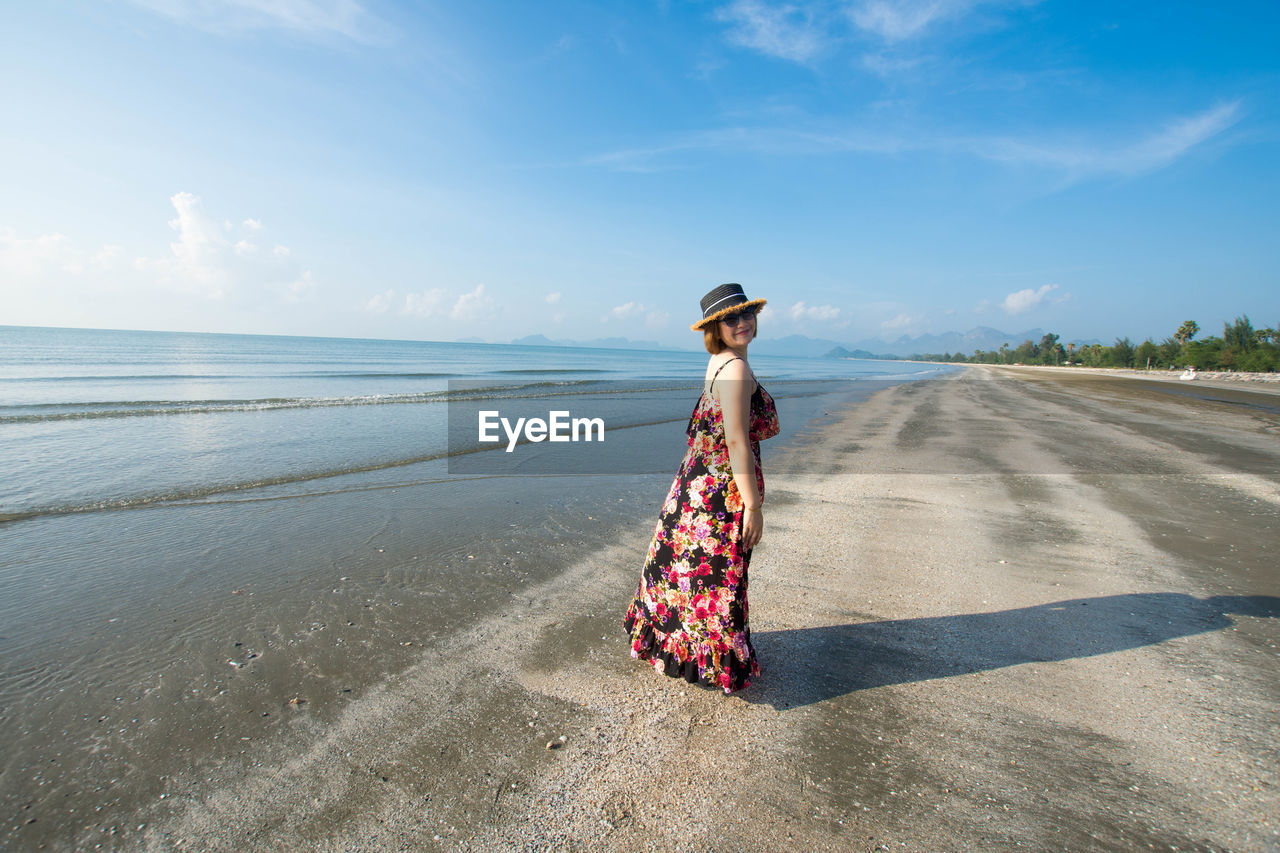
[719,307,758,327]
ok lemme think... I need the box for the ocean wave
[0,370,464,383]
[0,407,695,524]
[0,380,636,424]
[0,450,459,524]
[491,369,612,375]
[0,367,618,383]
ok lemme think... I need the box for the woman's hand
[741,506,763,551]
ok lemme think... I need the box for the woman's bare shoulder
[707,354,750,380]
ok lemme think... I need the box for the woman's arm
[716,359,763,550]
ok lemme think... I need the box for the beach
[6,362,1279,851]
[0,328,946,852]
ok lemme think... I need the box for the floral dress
[623,361,780,693]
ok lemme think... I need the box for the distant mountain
[751,334,849,358]
[763,327,1056,359]
[824,346,899,360]
[510,334,560,346]
[510,334,687,352]
[585,336,682,351]
[505,327,1067,358]
[878,327,1046,356]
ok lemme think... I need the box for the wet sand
[15,365,1280,851]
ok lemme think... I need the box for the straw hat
[690,283,767,331]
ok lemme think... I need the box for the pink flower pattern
[623,382,779,693]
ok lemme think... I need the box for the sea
[0,325,956,850]
[0,325,953,523]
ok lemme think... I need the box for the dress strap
[708,357,742,393]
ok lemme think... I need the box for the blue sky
[2,0,1277,348]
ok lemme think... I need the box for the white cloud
[716,0,1021,61]
[0,228,83,276]
[92,244,125,270]
[589,126,904,172]
[4,194,314,330]
[881,312,921,330]
[1002,283,1057,315]
[851,0,970,41]
[975,101,1243,177]
[139,191,232,296]
[603,301,670,330]
[1114,101,1243,174]
[371,284,498,323]
[132,192,310,302]
[284,270,316,303]
[645,310,670,330]
[592,100,1240,182]
[403,288,448,317]
[861,52,924,76]
[545,291,562,304]
[608,301,647,320]
[716,0,827,63]
[789,301,842,322]
[127,0,380,42]
[451,283,495,322]
[2,229,134,328]
[365,289,396,314]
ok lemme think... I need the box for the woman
[623,283,780,693]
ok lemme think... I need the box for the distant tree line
[912,316,1280,372]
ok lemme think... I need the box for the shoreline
[169,367,1279,850]
[985,363,1280,395]
[0,375,898,852]
[9,366,1279,851]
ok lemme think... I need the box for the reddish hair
[703,325,727,354]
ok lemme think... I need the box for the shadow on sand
[747,593,1280,710]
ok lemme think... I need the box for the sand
[82,366,1280,851]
